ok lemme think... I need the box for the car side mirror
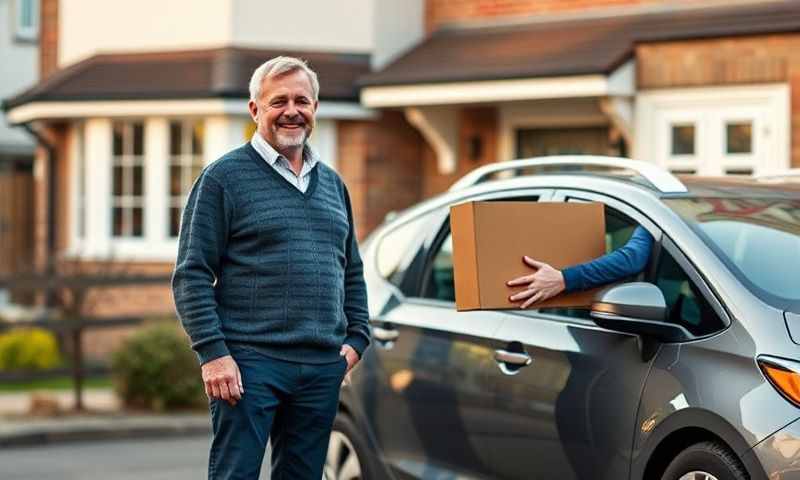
[590,282,693,343]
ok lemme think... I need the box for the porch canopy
[4,47,372,123]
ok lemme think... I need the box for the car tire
[660,441,748,480]
[324,413,380,480]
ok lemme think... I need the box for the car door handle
[373,326,399,342]
[494,349,533,366]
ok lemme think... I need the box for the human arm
[340,185,371,369]
[171,171,242,404]
[507,226,654,308]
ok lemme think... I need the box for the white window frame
[635,84,790,176]
[111,121,146,239]
[66,113,345,262]
[15,0,39,41]
[168,119,205,238]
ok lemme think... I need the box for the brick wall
[338,111,425,238]
[40,0,58,79]
[32,123,68,273]
[637,33,800,167]
[426,0,688,32]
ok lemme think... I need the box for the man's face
[248,69,318,151]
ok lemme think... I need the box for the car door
[367,189,552,480]
[481,191,663,480]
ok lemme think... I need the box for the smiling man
[172,56,370,479]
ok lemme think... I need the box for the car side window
[419,195,541,302]
[538,205,642,319]
[423,231,455,302]
[654,249,726,336]
[376,213,436,295]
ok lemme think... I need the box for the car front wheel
[660,441,747,480]
[325,414,377,480]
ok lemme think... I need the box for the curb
[0,414,210,448]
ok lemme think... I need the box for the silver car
[325,158,800,480]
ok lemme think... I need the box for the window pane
[725,168,753,176]
[192,122,204,154]
[132,165,144,196]
[170,122,182,155]
[170,207,182,237]
[726,122,752,154]
[112,123,124,156]
[170,165,182,196]
[131,207,143,237]
[655,251,724,336]
[191,165,203,184]
[133,123,144,156]
[112,166,124,195]
[20,0,33,27]
[423,234,455,301]
[377,216,429,283]
[112,207,124,236]
[671,125,695,155]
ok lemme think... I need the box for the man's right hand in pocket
[201,355,244,406]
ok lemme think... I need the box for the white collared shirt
[250,132,320,193]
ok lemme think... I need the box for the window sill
[65,239,179,263]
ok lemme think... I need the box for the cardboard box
[451,201,606,311]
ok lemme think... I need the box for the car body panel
[347,173,800,479]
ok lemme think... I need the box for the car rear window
[665,197,800,311]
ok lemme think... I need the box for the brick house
[363,0,800,199]
[3,0,800,350]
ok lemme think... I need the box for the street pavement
[0,388,118,416]
[0,435,272,479]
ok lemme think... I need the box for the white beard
[274,128,309,149]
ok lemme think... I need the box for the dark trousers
[208,344,348,480]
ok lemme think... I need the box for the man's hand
[201,355,243,406]
[506,256,566,309]
[340,344,359,374]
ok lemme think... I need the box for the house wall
[637,33,800,168]
[424,0,714,32]
[59,0,374,67]
[0,0,37,153]
[372,0,425,70]
[337,111,425,238]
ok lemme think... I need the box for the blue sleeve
[562,226,654,293]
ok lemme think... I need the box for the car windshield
[665,197,800,311]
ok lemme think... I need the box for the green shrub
[0,328,62,371]
[111,323,205,411]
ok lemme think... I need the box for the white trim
[362,75,613,107]
[7,99,373,124]
[309,119,338,170]
[607,60,636,97]
[635,84,790,175]
[405,107,458,174]
[146,118,169,242]
[362,63,634,108]
[316,102,376,120]
[67,123,83,254]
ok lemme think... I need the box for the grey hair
[248,56,320,102]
